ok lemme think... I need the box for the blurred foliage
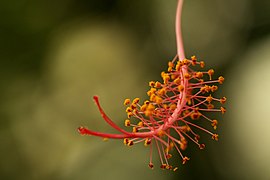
[1,0,270,180]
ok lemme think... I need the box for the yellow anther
[127,112,133,118]
[150,94,156,101]
[144,138,151,146]
[184,73,191,79]
[174,77,181,85]
[123,99,131,105]
[191,55,197,66]
[187,98,192,105]
[137,121,143,127]
[182,125,191,132]
[154,81,162,88]
[178,85,184,92]
[149,81,155,87]
[147,88,157,96]
[163,74,170,84]
[123,138,129,145]
[132,98,140,104]
[155,96,163,104]
[166,165,172,170]
[220,97,227,104]
[125,107,132,113]
[175,63,181,71]
[165,142,174,153]
[221,107,226,114]
[190,112,201,120]
[147,104,155,111]
[169,103,177,110]
[168,66,173,72]
[198,79,204,83]
[157,88,167,96]
[173,167,178,172]
[208,69,214,80]
[211,120,218,130]
[169,142,174,148]
[161,71,166,77]
[200,85,210,93]
[157,130,165,137]
[124,119,131,126]
[130,104,137,110]
[127,140,134,146]
[144,100,150,105]
[211,85,218,92]
[133,127,138,133]
[191,55,197,61]
[212,134,219,141]
[182,156,190,164]
[195,71,203,79]
[144,110,152,117]
[200,61,205,68]
[171,74,177,80]
[168,61,174,68]
[180,141,187,150]
[140,104,147,111]
[218,76,225,84]
[206,95,213,103]
[166,154,172,159]
[183,59,189,65]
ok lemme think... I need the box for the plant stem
[175,0,185,60]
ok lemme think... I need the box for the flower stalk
[78,0,226,171]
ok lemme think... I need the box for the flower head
[78,55,226,170]
[78,0,226,171]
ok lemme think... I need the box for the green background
[1,0,270,179]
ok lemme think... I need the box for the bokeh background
[1,0,270,179]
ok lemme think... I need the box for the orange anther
[174,77,181,85]
[206,95,213,103]
[212,134,219,141]
[160,164,167,169]
[127,140,134,146]
[200,61,205,68]
[132,98,140,104]
[168,61,174,68]
[183,59,189,65]
[124,119,131,126]
[220,97,227,104]
[144,138,151,146]
[208,69,214,80]
[178,85,184,92]
[211,119,218,130]
[125,107,132,113]
[218,76,225,84]
[195,71,203,78]
[221,107,226,114]
[154,81,162,88]
[149,81,155,87]
[148,163,154,169]
[199,143,205,150]
[191,55,197,66]
[133,127,138,133]
[166,154,172,159]
[123,99,130,105]
[211,85,218,92]
[184,73,191,79]
[182,156,190,164]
